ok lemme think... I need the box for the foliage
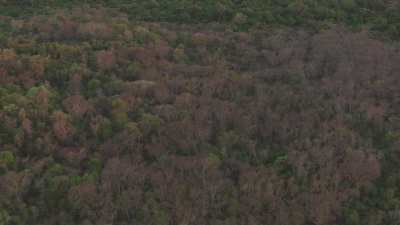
[2,0,400,39]
[0,6,399,225]
[0,151,15,168]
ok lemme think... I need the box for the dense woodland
[0,2,400,225]
[2,0,400,39]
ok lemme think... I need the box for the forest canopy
[0,2,400,225]
[1,0,400,38]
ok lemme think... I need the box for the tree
[52,111,74,143]
[96,50,116,71]
[63,95,91,118]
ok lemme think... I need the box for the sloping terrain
[0,6,399,225]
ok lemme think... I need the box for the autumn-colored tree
[63,95,92,118]
[96,50,116,71]
[52,111,74,142]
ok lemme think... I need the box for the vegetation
[0,2,399,225]
[2,0,400,39]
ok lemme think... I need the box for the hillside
[0,3,400,225]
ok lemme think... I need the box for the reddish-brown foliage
[63,95,92,117]
[96,50,116,71]
[52,111,74,142]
